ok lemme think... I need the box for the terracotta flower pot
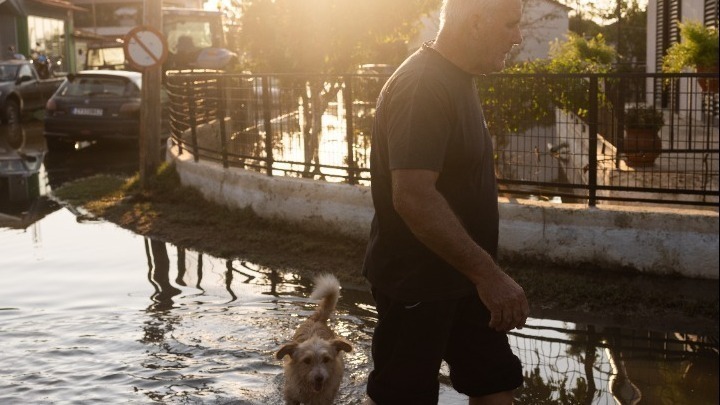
[624,128,662,167]
[697,65,719,94]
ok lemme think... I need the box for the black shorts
[366,288,523,404]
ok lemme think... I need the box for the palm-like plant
[662,20,719,73]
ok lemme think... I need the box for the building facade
[1,0,84,72]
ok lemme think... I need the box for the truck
[84,8,237,72]
[0,59,64,125]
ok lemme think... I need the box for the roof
[30,0,87,12]
[532,0,573,11]
[0,59,32,65]
[0,0,87,15]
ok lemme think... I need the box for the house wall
[647,0,707,71]
[511,0,570,62]
[646,0,711,119]
[0,15,19,57]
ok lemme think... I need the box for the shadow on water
[1,123,718,404]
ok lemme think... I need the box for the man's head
[436,0,523,74]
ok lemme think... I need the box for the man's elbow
[392,191,422,222]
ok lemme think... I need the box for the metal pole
[139,0,163,187]
[218,76,229,168]
[261,75,274,176]
[344,76,357,185]
[588,76,599,207]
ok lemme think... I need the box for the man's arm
[391,168,529,331]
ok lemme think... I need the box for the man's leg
[365,289,458,405]
[444,294,523,403]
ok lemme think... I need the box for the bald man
[362,0,529,403]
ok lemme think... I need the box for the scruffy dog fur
[276,274,353,405]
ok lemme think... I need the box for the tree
[236,0,439,176]
[602,0,647,71]
[564,0,648,71]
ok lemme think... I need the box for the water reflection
[146,239,183,311]
[0,123,56,229]
[130,237,719,404]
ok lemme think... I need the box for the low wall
[168,142,719,280]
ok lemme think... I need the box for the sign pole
[140,0,163,188]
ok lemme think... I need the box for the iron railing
[165,71,719,208]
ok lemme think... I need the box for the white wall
[512,0,571,62]
[646,0,708,73]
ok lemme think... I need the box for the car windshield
[59,76,139,97]
[0,65,19,82]
[86,46,127,69]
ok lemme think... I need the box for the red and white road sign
[123,25,168,70]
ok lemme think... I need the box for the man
[362,0,529,404]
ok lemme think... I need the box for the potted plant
[623,104,664,167]
[662,20,719,93]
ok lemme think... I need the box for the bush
[662,20,719,72]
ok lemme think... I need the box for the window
[27,16,66,72]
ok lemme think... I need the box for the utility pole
[140,0,163,188]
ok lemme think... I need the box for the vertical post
[588,76,599,207]
[261,75,274,176]
[217,76,229,168]
[65,10,76,73]
[615,76,626,169]
[188,79,199,162]
[139,0,162,188]
[344,76,357,185]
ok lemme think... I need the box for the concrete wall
[168,142,719,280]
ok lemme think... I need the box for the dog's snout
[313,374,325,391]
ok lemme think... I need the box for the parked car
[44,70,167,151]
[0,59,64,124]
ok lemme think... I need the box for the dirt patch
[52,165,719,336]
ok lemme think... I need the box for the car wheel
[5,122,25,149]
[2,100,21,125]
[45,136,75,153]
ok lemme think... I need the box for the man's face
[470,0,523,74]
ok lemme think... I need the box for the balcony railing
[165,71,719,208]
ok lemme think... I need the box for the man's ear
[276,342,298,360]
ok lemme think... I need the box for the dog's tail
[309,273,341,322]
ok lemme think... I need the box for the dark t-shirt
[362,43,499,302]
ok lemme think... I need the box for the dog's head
[276,336,352,392]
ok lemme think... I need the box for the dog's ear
[276,342,298,360]
[331,338,352,353]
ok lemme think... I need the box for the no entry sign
[123,25,168,70]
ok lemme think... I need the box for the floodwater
[1,124,718,404]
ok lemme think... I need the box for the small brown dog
[276,274,353,405]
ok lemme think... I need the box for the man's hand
[475,268,530,332]
[391,169,530,332]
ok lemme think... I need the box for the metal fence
[165,71,719,208]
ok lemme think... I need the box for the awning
[0,0,26,15]
[30,0,87,12]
